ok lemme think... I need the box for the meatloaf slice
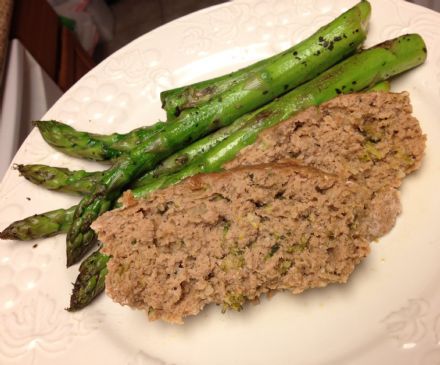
[94,162,379,324]
[226,92,426,192]
[225,92,424,239]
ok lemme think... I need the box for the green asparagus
[0,206,75,240]
[160,58,291,120]
[67,192,118,266]
[16,164,103,195]
[67,248,109,311]
[367,80,390,91]
[159,1,371,119]
[35,120,167,161]
[130,116,253,187]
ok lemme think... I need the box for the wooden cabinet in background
[58,26,96,92]
[10,0,95,92]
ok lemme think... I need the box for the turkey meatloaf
[93,92,425,324]
[228,92,425,192]
[227,91,425,239]
[94,163,380,324]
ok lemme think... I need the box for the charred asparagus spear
[35,120,167,162]
[67,248,109,311]
[0,206,76,240]
[67,33,427,311]
[159,1,372,119]
[16,164,103,195]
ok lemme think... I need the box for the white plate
[1,0,440,364]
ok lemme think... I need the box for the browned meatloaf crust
[94,163,378,324]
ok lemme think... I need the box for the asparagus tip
[66,257,75,268]
[14,164,25,175]
[0,226,15,240]
[66,290,83,312]
[32,120,42,128]
[33,120,61,132]
[66,298,81,312]
[66,286,100,312]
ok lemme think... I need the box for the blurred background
[0,0,438,178]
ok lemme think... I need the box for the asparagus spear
[16,164,103,195]
[35,120,167,162]
[159,1,371,119]
[67,192,119,265]
[0,206,75,240]
[160,57,290,120]
[67,248,109,311]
